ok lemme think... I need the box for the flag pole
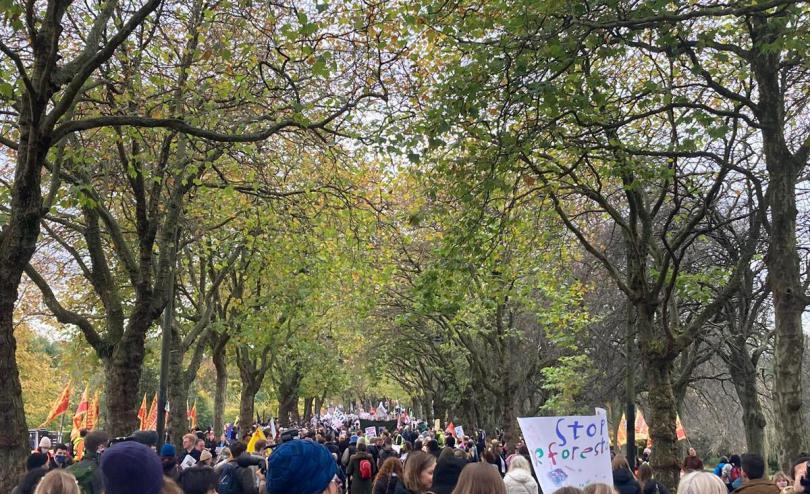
[58,412,65,444]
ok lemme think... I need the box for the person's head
[583,484,618,494]
[218,447,232,462]
[27,452,49,471]
[160,443,177,458]
[774,471,791,490]
[451,462,506,494]
[611,454,630,472]
[52,444,69,466]
[552,489,583,494]
[178,465,218,494]
[793,458,810,493]
[34,469,80,494]
[403,451,436,493]
[508,455,531,473]
[719,455,729,464]
[427,439,440,453]
[254,439,267,453]
[638,463,653,484]
[183,433,196,450]
[413,439,422,451]
[446,436,455,448]
[265,439,339,494]
[677,471,727,494]
[84,431,109,456]
[100,441,164,494]
[229,441,247,458]
[131,431,159,451]
[195,438,206,452]
[402,441,412,453]
[490,440,502,453]
[438,446,455,462]
[38,436,52,454]
[730,454,742,467]
[357,442,367,452]
[199,449,213,466]
[742,453,766,480]
[375,457,404,485]
[687,447,697,457]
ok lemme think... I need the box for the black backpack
[218,462,239,494]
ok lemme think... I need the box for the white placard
[517,408,612,492]
[365,426,377,438]
[454,426,464,438]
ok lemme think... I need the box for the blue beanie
[266,440,336,494]
[349,435,358,445]
[100,441,163,494]
[160,443,176,457]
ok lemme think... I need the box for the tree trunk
[105,328,150,437]
[750,19,808,470]
[314,396,324,419]
[212,339,228,436]
[303,397,314,424]
[278,394,299,427]
[644,358,680,491]
[0,306,29,492]
[168,330,190,448]
[238,383,258,439]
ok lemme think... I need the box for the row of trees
[3,0,810,491]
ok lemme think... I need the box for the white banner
[517,408,612,492]
[365,426,377,438]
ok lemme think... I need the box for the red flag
[676,415,687,441]
[39,380,72,428]
[85,391,100,431]
[445,422,456,438]
[145,394,158,431]
[188,401,198,429]
[137,394,147,430]
[71,386,89,440]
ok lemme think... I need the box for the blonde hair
[611,454,631,472]
[583,484,618,494]
[451,462,506,494]
[508,455,531,473]
[160,477,184,494]
[677,471,727,494]
[34,470,80,494]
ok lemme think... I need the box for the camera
[237,452,267,475]
[280,428,299,443]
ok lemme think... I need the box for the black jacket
[373,475,399,494]
[642,479,671,494]
[393,481,417,494]
[613,468,642,494]
[431,456,467,494]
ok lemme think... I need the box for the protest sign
[454,426,465,438]
[365,426,377,438]
[517,408,612,492]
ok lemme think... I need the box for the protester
[374,457,404,494]
[677,471,727,494]
[130,431,159,452]
[378,436,400,468]
[716,457,730,478]
[431,455,467,494]
[38,437,52,456]
[504,456,539,494]
[347,442,377,494]
[638,463,671,494]
[65,430,108,494]
[199,449,213,467]
[160,444,180,481]
[487,440,507,477]
[450,462,506,494]
[216,441,258,494]
[33,469,80,494]
[179,465,218,494]
[773,472,791,492]
[214,447,232,472]
[583,485,619,494]
[682,448,704,473]
[790,456,810,494]
[728,455,745,491]
[265,439,340,494]
[99,441,164,494]
[48,444,72,470]
[394,451,436,494]
[733,453,780,494]
[612,454,641,494]
[11,453,50,494]
[180,433,202,463]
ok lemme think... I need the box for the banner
[518,409,612,493]
[40,380,72,428]
[137,394,147,430]
[358,419,397,433]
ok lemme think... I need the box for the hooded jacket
[504,468,540,494]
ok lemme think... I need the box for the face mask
[54,456,66,464]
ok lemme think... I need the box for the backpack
[67,458,99,494]
[730,466,742,482]
[218,462,239,494]
[359,458,373,480]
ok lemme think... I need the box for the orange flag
[39,380,72,428]
[85,391,100,431]
[634,410,649,441]
[71,386,89,441]
[137,394,147,430]
[675,414,687,441]
[145,393,158,431]
[187,400,198,429]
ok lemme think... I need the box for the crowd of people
[13,421,810,494]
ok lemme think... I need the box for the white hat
[39,436,52,449]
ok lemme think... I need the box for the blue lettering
[555,418,567,446]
